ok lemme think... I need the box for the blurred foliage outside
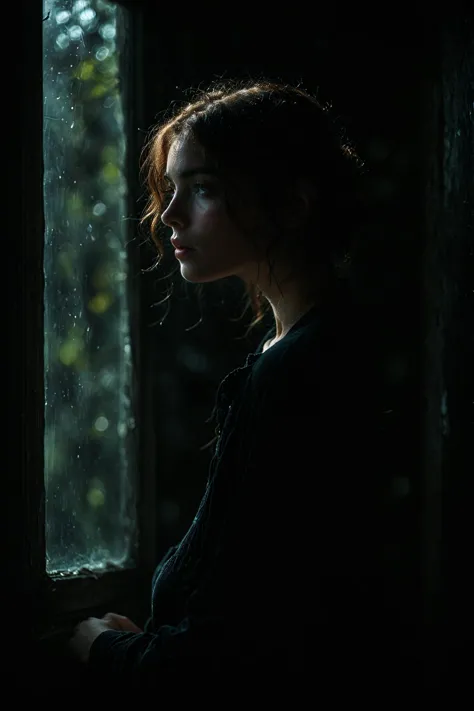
[43,0,136,575]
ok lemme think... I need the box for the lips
[171,238,194,250]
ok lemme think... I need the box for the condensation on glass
[43,0,136,575]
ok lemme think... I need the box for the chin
[179,263,234,284]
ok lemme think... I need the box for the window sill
[32,566,149,641]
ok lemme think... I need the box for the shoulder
[249,320,327,403]
[249,299,376,404]
[253,302,338,373]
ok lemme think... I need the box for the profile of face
[161,134,269,285]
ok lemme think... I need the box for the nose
[161,194,185,229]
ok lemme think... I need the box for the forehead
[166,134,208,174]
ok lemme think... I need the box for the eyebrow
[164,166,218,182]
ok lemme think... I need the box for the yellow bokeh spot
[59,338,82,366]
[87,487,105,508]
[102,162,120,183]
[75,59,95,81]
[89,83,109,99]
[88,292,113,314]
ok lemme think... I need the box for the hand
[69,616,111,664]
[101,612,143,634]
[69,612,143,664]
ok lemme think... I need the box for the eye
[192,183,212,197]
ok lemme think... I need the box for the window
[42,0,136,577]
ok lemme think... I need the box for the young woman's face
[161,134,267,284]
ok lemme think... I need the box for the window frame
[18,0,156,641]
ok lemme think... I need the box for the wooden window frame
[15,0,155,643]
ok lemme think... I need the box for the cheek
[196,202,259,261]
[199,205,242,243]
[199,206,227,229]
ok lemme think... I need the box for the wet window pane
[43,0,136,575]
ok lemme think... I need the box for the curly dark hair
[140,78,368,335]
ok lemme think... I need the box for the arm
[87,338,397,684]
[85,370,316,684]
[142,543,180,632]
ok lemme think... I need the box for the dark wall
[419,14,473,682]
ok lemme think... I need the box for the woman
[70,80,397,689]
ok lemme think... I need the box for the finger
[102,612,128,630]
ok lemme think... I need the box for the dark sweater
[88,286,407,689]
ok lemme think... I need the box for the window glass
[43,0,136,575]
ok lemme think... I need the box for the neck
[262,267,334,340]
